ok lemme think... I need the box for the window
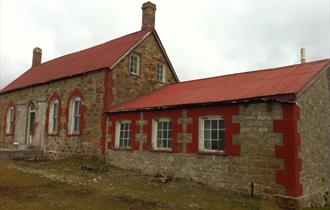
[5,106,14,134]
[115,121,132,149]
[69,97,81,134]
[48,99,59,134]
[152,118,172,150]
[199,116,225,152]
[157,64,165,83]
[129,54,140,75]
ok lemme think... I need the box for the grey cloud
[0,0,329,88]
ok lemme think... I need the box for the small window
[152,118,172,150]
[199,116,225,152]
[157,64,165,83]
[129,54,140,75]
[69,97,81,134]
[115,121,132,149]
[5,106,14,135]
[48,99,59,134]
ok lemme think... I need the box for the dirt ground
[0,157,328,210]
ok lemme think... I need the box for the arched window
[68,97,81,134]
[48,99,59,134]
[5,105,15,135]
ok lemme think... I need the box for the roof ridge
[174,58,330,86]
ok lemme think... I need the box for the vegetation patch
[0,158,329,210]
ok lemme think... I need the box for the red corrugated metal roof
[108,59,330,113]
[0,29,153,94]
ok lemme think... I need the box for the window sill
[67,132,81,137]
[48,133,59,136]
[114,147,132,151]
[197,150,227,156]
[151,148,173,153]
[130,72,141,77]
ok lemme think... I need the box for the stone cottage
[1,1,329,209]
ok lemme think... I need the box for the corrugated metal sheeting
[108,59,329,113]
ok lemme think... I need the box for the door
[27,103,36,145]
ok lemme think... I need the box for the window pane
[219,130,225,140]
[163,130,167,139]
[74,116,80,132]
[157,139,161,148]
[163,122,167,129]
[204,130,210,139]
[211,120,218,129]
[52,118,57,133]
[204,120,210,129]
[219,119,225,129]
[204,140,210,150]
[168,139,172,148]
[211,140,219,150]
[211,130,218,139]
[219,139,225,151]
[53,103,58,116]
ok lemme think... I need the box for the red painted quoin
[274,103,303,196]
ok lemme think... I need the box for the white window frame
[129,53,140,75]
[69,97,81,134]
[152,118,172,151]
[157,63,165,83]
[199,116,225,153]
[5,106,14,135]
[115,120,132,149]
[48,99,59,134]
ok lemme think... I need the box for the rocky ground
[0,157,328,210]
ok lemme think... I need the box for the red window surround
[105,105,240,155]
[274,103,303,197]
[107,112,140,151]
[45,92,62,136]
[4,100,16,136]
[65,88,87,136]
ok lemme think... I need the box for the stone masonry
[0,71,106,158]
[111,33,177,106]
[297,69,330,207]
[106,103,286,196]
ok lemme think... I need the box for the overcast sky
[0,0,329,88]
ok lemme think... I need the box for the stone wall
[0,71,106,158]
[111,33,177,106]
[106,103,285,196]
[297,68,330,206]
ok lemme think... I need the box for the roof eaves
[106,93,297,114]
[0,67,109,95]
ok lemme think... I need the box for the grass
[0,157,329,210]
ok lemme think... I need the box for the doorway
[27,103,36,145]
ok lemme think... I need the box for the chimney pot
[32,47,42,66]
[141,1,156,30]
[300,48,306,64]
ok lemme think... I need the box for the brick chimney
[32,47,42,66]
[300,48,306,64]
[141,2,156,30]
